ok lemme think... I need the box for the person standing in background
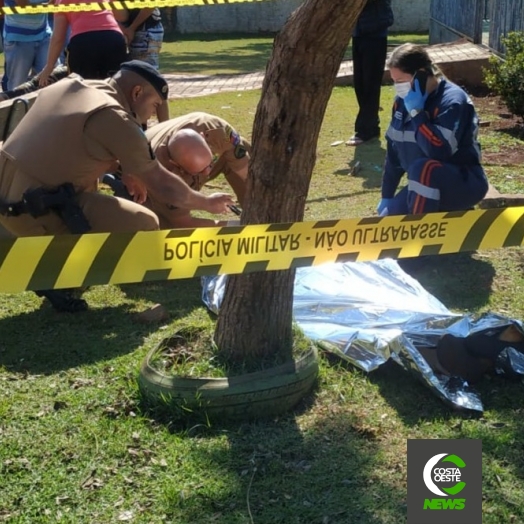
[120,7,164,70]
[3,0,53,90]
[346,0,394,146]
[119,6,168,122]
[38,0,127,85]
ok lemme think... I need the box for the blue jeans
[4,36,52,90]
[128,23,164,69]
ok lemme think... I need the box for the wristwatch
[410,108,421,118]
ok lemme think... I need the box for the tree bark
[214,0,367,365]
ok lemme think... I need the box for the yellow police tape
[0,0,267,16]
[0,206,523,293]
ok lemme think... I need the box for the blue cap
[120,60,169,100]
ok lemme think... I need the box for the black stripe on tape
[358,216,383,225]
[290,256,315,269]
[193,265,222,277]
[400,214,426,223]
[166,228,198,238]
[460,208,505,253]
[0,238,16,267]
[266,223,294,232]
[28,235,81,290]
[243,261,269,273]
[378,248,402,260]
[82,232,135,287]
[142,269,172,282]
[419,244,443,256]
[312,220,340,229]
[442,209,475,219]
[218,225,245,235]
[335,252,359,263]
[503,213,524,248]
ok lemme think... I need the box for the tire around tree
[138,340,319,422]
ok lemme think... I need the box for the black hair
[386,43,441,77]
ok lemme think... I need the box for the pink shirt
[56,0,123,39]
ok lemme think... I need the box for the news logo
[407,439,482,524]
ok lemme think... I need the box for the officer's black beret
[120,60,169,100]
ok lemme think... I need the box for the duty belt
[0,183,91,233]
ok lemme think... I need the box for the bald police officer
[0,61,234,312]
[143,112,250,228]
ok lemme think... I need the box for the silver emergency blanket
[202,260,524,412]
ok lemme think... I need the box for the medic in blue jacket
[377,43,488,216]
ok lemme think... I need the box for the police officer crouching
[0,60,234,312]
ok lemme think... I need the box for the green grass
[2,32,524,524]
[0,31,429,78]
[159,31,429,75]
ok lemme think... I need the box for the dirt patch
[467,89,524,165]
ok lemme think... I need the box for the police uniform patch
[226,125,241,147]
[234,145,247,159]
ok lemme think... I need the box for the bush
[484,31,524,122]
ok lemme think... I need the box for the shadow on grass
[160,41,274,75]
[0,303,150,375]
[403,252,496,311]
[332,140,385,191]
[306,189,372,205]
[353,137,386,189]
[119,277,203,318]
[163,31,277,43]
[152,406,407,523]
[493,124,524,141]
[323,354,460,427]
[466,376,524,465]
[0,279,204,375]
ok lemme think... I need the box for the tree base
[138,338,319,423]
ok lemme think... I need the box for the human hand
[404,78,429,114]
[377,198,393,216]
[204,193,235,214]
[122,27,135,46]
[38,65,54,88]
[122,173,147,204]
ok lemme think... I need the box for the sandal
[345,135,364,146]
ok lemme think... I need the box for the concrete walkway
[164,39,492,99]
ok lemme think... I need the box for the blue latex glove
[377,198,392,216]
[404,78,429,113]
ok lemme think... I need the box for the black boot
[35,289,88,313]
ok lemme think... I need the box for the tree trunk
[214,0,367,365]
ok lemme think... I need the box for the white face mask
[394,81,412,99]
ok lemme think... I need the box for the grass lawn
[0,31,428,78]
[159,31,429,75]
[2,33,524,524]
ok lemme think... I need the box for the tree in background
[215,0,368,364]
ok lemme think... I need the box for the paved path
[164,40,492,99]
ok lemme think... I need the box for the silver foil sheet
[201,260,524,412]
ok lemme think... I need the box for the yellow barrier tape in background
[0,0,268,16]
[1,207,524,293]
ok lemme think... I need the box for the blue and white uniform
[382,79,488,215]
